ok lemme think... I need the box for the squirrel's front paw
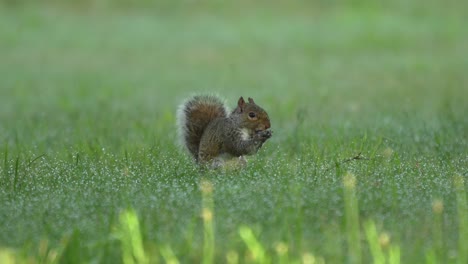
[256,129,272,141]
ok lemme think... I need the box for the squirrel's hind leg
[210,154,247,170]
[238,156,248,166]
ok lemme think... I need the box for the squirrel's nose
[265,121,271,129]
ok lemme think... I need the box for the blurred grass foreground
[0,0,467,263]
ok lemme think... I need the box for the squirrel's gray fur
[177,94,272,167]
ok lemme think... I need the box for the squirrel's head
[233,96,271,132]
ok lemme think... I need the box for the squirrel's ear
[237,96,245,112]
[248,97,255,104]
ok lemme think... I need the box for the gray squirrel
[177,95,272,168]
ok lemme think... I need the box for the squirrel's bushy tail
[177,95,229,161]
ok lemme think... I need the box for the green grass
[1,1,467,263]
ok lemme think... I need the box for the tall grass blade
[0,248,16,264]
[226,250,239,264]
[343,172,362,264]
[160,245,179,264]
[364,220,400,264]
[200,179,215,264]
[2,145,7,178]
[388,245,400,264]
[431,199,444,262]
[12,157,19,192]
[239,226,267,264]
[35,237,70,264]
[454,174,467,264]
[60,230,84,264]
[364,220,385,264]
[425,250,436,264]
[275,242,289,264]
[116,208,148,264]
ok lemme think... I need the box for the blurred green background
[1,0,466,152]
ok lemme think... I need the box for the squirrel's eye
[248,112,256,118]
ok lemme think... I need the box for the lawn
[0,1,467,263]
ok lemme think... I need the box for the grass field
[1,1,467,263]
